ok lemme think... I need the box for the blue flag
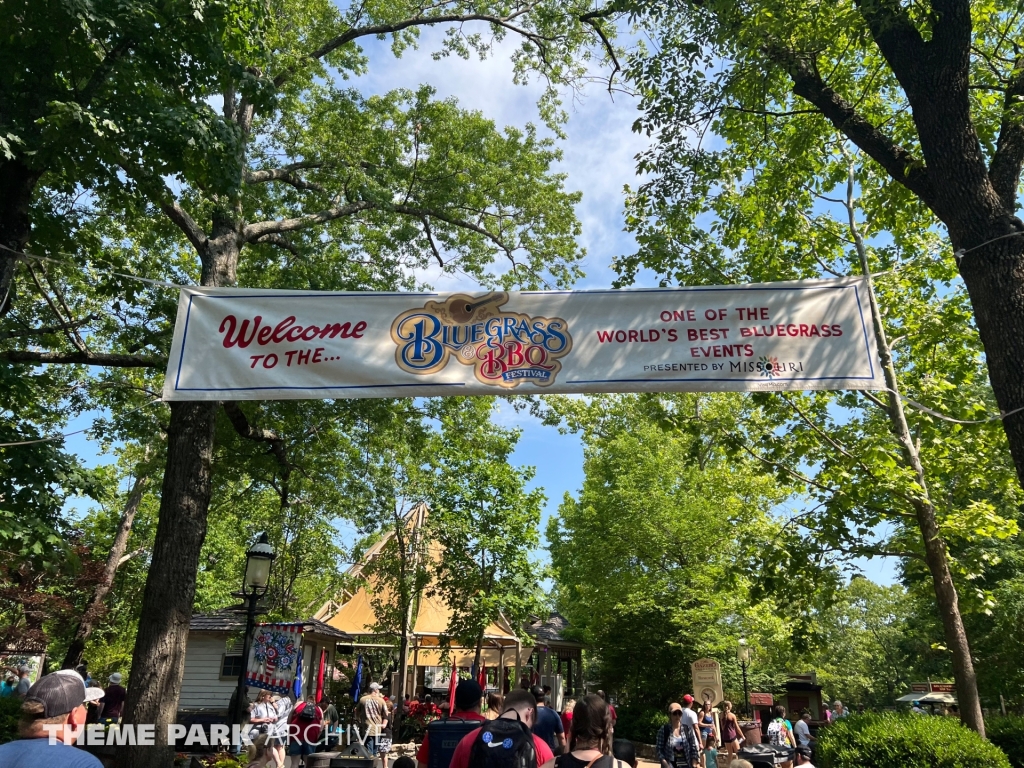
[293,649,303,699]
[350,654,363,703]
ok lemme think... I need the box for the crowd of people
[1,663,127,724]
[0,661,880,768]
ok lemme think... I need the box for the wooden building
[316,504,583,708]
[178,610,352,715]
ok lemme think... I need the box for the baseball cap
[455,679,484,711]
[682,694,694,705]
[669,703,683,714]
[530,684,545,699]
[369,682,381,691]
[25,670,104,717]
[796,747,813,758]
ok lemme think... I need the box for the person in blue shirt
[1,672,17,697]
[0,669,106,767]
[531,685,566,754]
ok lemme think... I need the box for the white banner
[162,277,884,401]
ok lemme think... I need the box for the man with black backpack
[417,680,489,768]
[449,689,555,768]
[287,695,325,768]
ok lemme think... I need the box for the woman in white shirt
[250,691,292,768]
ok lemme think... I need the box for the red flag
[315,648,326,704]
[448,667,458,716]
[478,663,486,690]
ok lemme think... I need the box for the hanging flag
[478,663,486,690]
[293,649,304,699]
[447,666,458,716]
[316,648,327,704]
[246,622,303,693]
[350,655,364,703]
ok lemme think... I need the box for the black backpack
[467,716,537,768]
[297,702,318,720]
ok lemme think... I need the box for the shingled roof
[190,610,353,640]
[525,612,582,645]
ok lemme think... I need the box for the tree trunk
[473,629,484,673]
[0,158,42,315]
[63,470,149,670]
[954,228,1024,489]
[115,401,218,768]
[847,168,985,736]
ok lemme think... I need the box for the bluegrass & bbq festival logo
[390,292,573,388]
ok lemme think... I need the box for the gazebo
[315,504,533,698]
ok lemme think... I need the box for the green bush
[817,713,1010,768]
[0,696,22,744]
[614,705,667,744]
[989,717,1024,768]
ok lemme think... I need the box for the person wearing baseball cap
[416,680,487,768]
[0,669,105,767]
[794,745,817,767]
[14,664,32,698]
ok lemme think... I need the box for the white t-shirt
[794,719,811,746]
[681,708,699,728]
[269,698,293,738]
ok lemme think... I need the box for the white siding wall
[179,631,338,712]
[179,633,238,712]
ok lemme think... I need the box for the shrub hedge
[817,713,1010,768]
[613,705,668,744]
[989,716,1024,768]
[0,696,21,744]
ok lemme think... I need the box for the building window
[221,655,244,679]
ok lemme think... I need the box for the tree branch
[117,547,148,567]
[989,58,1024,210]
[275,10,552,88]
[78,37,135,104]
[118,159,208,252]
[390,204,514,259]
[245,168,328,193]
[852,0,925,86]
[242,201,374,241]
[243,200,517,263]
[420,217,445,268]
[777,50,936,207]
[223,401,288,470]
[0,314,98,341]
[254,233,302,256]
[0,350,164,368]
[580,14,620,94]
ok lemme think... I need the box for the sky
[63,22,897,585]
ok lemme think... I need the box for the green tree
[2,3,620,760]
[796,576,924,708]
[545,393,788,709]
[0,0,254,313]
[619,14,1024,725]
[426,397,544,668]
[621,0,1024,496]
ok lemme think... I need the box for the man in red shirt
[449,689,554,768]
[417,680,488,768]
[287,695,324,767]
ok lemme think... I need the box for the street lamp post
[231,533,276,728]
[737,638,752,717]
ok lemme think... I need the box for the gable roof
[525,612,582,646]
[319,503,520,646]
[190,610,353,640]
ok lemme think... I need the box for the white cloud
[351,27,652,291]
